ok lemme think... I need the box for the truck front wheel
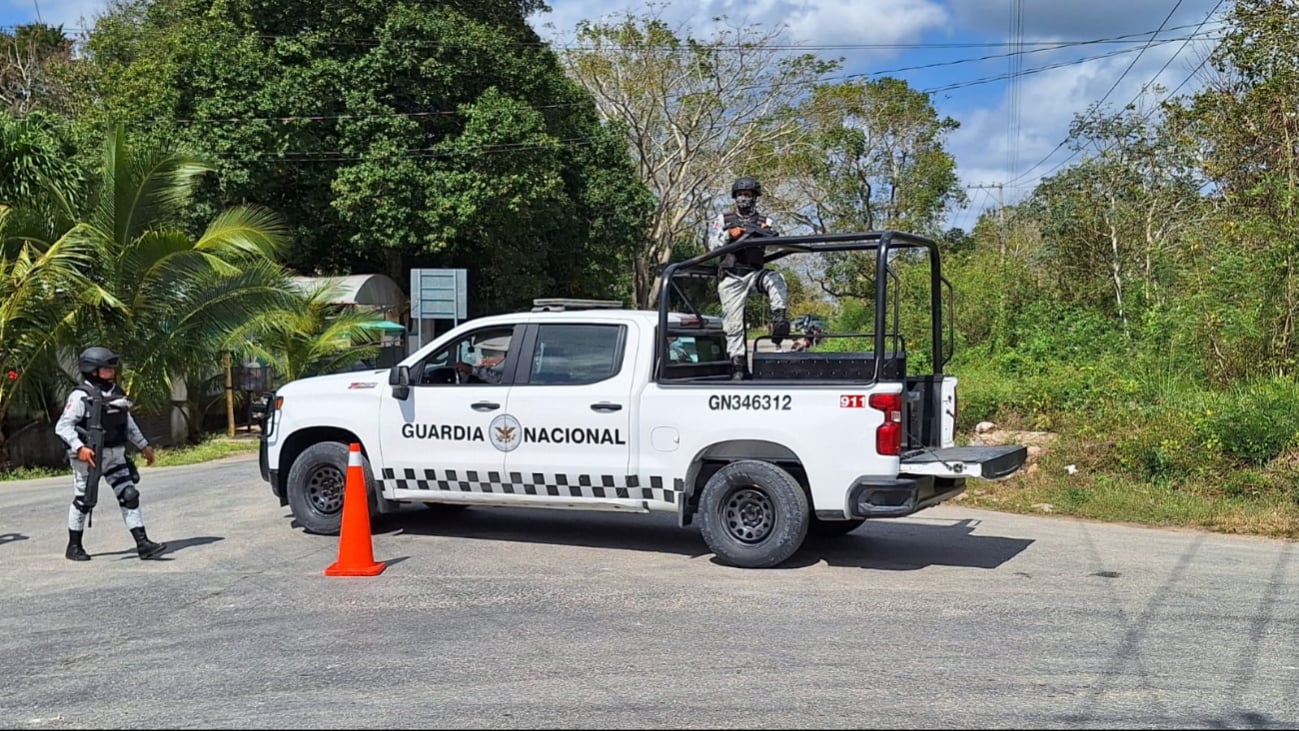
[286,441,378,535]
[697,460,809,568]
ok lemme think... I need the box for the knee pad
[73,496,92,514]
[117,485,140,510]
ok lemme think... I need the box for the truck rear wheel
[286,441,377,535]
[697,460,809,568]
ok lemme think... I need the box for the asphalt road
[2,455,1297,729]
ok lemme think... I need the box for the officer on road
[54,347,166,561]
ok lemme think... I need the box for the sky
[2,0,1229,231]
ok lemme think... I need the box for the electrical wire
[1007,0,1225,188]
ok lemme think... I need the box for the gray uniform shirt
[54,385,150,453]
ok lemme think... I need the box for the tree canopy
[81,0,651,314]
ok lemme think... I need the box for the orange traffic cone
[325,443,386,576]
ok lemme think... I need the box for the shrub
[1191,378,1299,465]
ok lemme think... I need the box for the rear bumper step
[848,475,965,518]
[900,445,1028,480]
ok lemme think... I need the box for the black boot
[130,527,167,560]
[771,308,790,348]
[730,355,748,381]
[65,529,90,561]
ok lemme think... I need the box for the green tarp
[359,320,406,332]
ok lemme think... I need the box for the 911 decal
[707,394,792,411]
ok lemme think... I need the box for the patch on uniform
[379,467,680,504]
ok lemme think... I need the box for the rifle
[74,388,107,526]
[730,219,778,241]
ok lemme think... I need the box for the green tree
[0,23,77,115]
[52,126,297,424]
[81,0,649,314]
[562,11,836,306]
[1027,102,1203,334]
[0,110,83,214]
[773,77,965,235]
[1169,0,1299,375]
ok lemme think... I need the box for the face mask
[735,193,756,211]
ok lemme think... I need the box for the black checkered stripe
[380,467,683,504]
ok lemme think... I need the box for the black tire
[807,516,866,539]
[697,460,809,568]
[286,441,377,535]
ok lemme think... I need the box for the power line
[919,36,1208,95]
[1006,0,1026,182]
[0,20,1221,50]
[161,101,584,126]
[106,30,1215,128]
[210,136,596,165]
[1006,0,1225,188]
[1090,0,1188,116]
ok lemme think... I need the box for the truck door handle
[590,402,623,412]
[471,401,501,412]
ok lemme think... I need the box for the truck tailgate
[901,445,1027,480]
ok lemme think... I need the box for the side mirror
[389,365,411,400]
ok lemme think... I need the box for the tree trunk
[1106,192,1127,334]
[1108,216,1127,335]
[634,255,652,309]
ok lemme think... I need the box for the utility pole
[966,182,1006,257]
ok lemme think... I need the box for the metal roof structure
[290,274,407,310]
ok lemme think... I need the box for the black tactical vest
[719,211,774,272]
[75,383,130,447]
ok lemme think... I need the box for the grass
[958,444,1299,540]
[0,434,260,482]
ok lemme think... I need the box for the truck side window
[528,324,624,386]
[418,327,514,385]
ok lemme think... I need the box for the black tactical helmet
[78,346,120,376]
[731,176,762,198]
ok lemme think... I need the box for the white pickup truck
[259,230,1026,568]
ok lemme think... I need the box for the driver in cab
[454,336,509,384]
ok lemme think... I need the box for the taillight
[869,393,903,456]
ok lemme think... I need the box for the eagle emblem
[489,414,523,452]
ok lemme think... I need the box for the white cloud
[531,0,949,49]
[705,0,949,46]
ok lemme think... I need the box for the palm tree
[225,280,385,384]
[0,205,115,467]
[50,125,297,419]
[3,125,384,460]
